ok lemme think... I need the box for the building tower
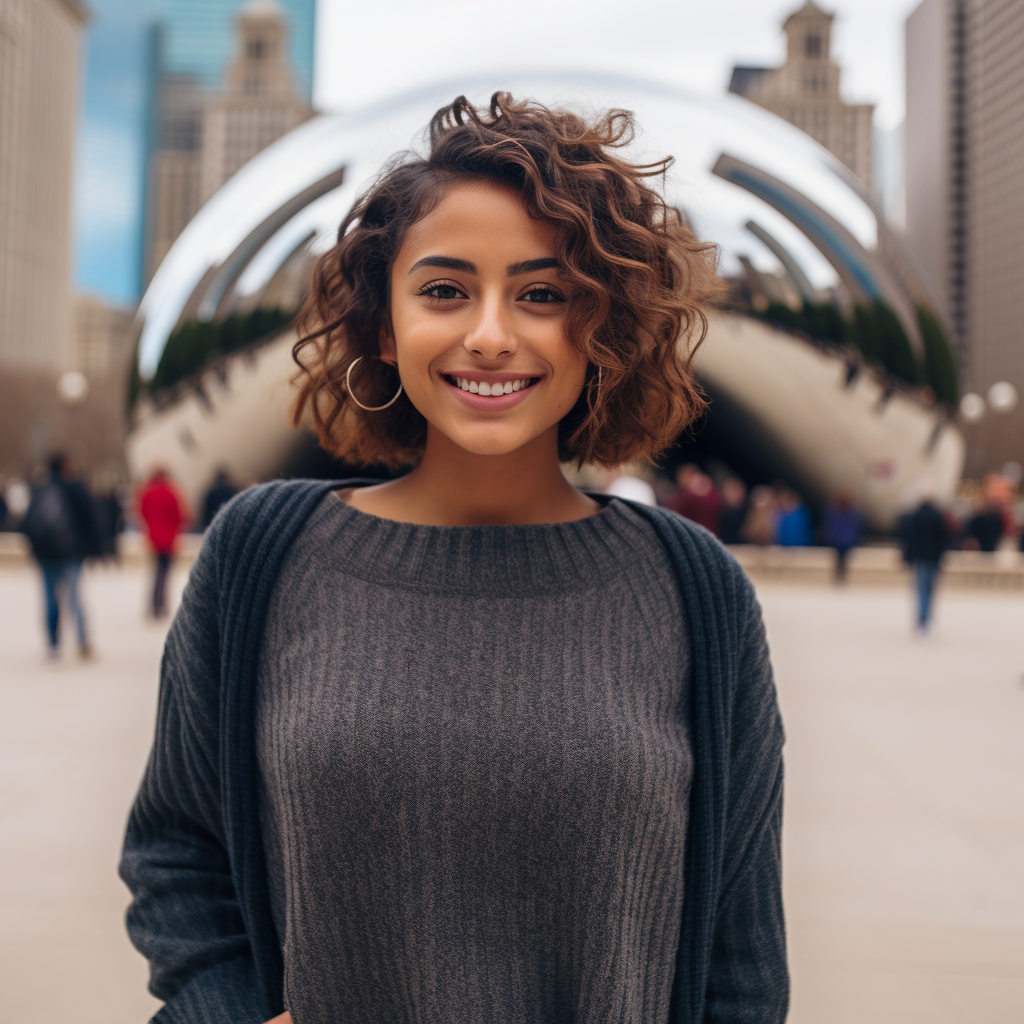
[906,0,1024,472]
[199,1,313,203]
[729,1,874,188]
[0,0,87,370]
[144,0,314,282]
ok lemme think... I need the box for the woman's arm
[704,581,788,1024]
[119,533,276,1024]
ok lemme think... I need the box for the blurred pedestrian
[20,454,100,659]
[964,503,1002,552]
[94,488,125,561]
[203,468,239,528]
[137,469,186,617]
[899,494,949,635]
[0,479,7,530]
[740,485,778,545]
[718,477,747,545]
[667,464,722,534]
[822,491,863,581]
[775,486,813,547]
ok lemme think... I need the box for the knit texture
[119,479,788,1024]
[256,494,691,1021]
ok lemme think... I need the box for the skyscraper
[156,0,314,99]
[906,0,1024,470]
[729,2,874,188]
[144,0,315,281]
[0,0,87,370]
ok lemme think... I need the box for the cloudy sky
[74,0,921,305]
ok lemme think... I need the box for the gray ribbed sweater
[119,479,788,1024]
[256,495,691,1022]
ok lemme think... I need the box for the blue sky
[74,0,155,307]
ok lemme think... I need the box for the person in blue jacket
[121,93,788,1024]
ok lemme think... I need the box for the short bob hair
[292,92,721,469]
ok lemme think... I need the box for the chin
[446,426,536,457]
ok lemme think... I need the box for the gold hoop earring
[345,356,403,411]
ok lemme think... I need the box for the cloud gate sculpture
[127,73,964,529]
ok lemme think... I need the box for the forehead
[395,179,557,268]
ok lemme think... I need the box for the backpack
[22,480,78,560]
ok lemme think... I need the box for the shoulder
[203,479,339,559]
[622,502,750,583]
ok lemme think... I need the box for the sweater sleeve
[119,527,274,1024]
[704,573,789,1023]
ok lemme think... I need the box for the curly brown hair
[292,92,721,468]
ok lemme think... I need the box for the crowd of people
[3,455,1022,656]
[7,460,239,659]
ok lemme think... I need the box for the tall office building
[906,0,1024,470]
[0,0,87,370]
[144,0,315,280]
[199,3,313,203]
[730,2,874,188]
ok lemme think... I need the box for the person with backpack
[21,454,100,659]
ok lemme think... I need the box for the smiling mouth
[442,374,541,396]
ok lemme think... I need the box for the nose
[463,291,518,360]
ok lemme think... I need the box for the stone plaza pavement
[0,560,1021,1023]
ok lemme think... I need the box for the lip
[439,371,542,411]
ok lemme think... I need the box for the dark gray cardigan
[120,479,787,1023]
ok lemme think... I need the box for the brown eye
[521,286,564,304]
[419,281,465,301]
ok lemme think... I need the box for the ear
[378,325,397,366]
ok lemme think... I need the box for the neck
[357,425,598,526]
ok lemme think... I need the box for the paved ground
[0,562,1021,1023]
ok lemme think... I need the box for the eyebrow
[407,255,561,277]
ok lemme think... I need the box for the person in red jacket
[137,468,186,617]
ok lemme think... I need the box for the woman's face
[383,179,588,458]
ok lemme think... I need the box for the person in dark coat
[964,504,1003,552]
[20,454,100,658]
[202,468,238,528]
[718,477,748,545]
[822,491,863,582]
[899,496,949,634]
[93,488,125,561]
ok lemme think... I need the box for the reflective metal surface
[128,72,963,527]
[136,71,940,378]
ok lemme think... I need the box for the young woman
[121,94,787,1024]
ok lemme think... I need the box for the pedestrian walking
[822,491,863,581]
[899,495,949,634]
[121,94,787,1024]
[20,454,100,659]
[137,469,185,617]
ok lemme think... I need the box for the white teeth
[452,376,534,395]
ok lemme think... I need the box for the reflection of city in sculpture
[127,74,964,529]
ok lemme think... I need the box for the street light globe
[959,392,986,424]
[57,370,89,404]
[987,380,1018,415]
